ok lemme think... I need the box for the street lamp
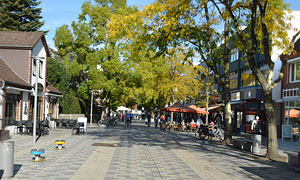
[31,56,44,144]
[90,89,101,126]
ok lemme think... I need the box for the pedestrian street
[6,120,300,180]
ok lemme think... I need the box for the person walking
[147,112,151,127]
[154,114,159,128]
[125,111,130,127]
[251,115,262,134]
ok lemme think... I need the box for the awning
[285,109,300,118]
[231,101,243,104]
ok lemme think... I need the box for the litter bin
[0,141,14,178]
[252,134,261,154]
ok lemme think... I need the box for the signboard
[78,117,87,131]
[231,92,240,101]
[282,125,292,141]
[243,90,256,99]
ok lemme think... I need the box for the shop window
[290,62,300,83]
[5,94,20,125]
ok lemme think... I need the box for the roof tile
[0,56,32,89]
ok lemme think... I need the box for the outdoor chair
[72,123,80,135]
[68,120,77,129]
[62,119,69,129]
[78,122,85,135]
[56,119,62,128]
[24,121,33,135]
[41,120,49,136]
[15,121,24,135]
[190,123,197,132]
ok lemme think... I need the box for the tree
[0,0,44,31]
[222,0,299,160]
[108,0,234,144]
[54,0,140,117]
[46,54,82,114]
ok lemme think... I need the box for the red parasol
[285,109,300,118]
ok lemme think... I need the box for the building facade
[0,31,62,137]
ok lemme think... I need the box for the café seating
[24,121,33,135]
[15,121,24,135]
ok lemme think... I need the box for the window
[290,62,300,83]
[230,79,238,89]
[33,59,36,76]
[39,61,43,78]
[230,48,239,62]
[32,59,43,78]
[241,72,256,87]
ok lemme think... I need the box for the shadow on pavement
[85,120,300,179]
[13,164,22,177]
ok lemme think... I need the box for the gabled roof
[46,81,62,95]
[0,31,50,57]
[0,56,32,89]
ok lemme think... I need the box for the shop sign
[243,90,256,99]
[231,92,240,101]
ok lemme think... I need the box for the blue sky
[40,0,300,49]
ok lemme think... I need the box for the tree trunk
[223,87,232,145]
[223,8,232,145]
[264,91,280,160]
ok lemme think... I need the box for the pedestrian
[215,112,222,127]
[129,111,133,124]
[125,111,130,127]
[154,114,159,128]
[147,112,151,127]
[196,117,202,132]
[160,114,165,121]
[251,115,262,134]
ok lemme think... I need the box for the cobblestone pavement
[2,120,300,180]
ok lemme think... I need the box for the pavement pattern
[2,120,300,180]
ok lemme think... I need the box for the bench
[233,133,254,152]
[285,151,300,171]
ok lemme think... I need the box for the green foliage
[60,92,82,114]
[47,52,83,114]
[0,0,44,31]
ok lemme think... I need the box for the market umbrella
[183,105,209,115]
[161,103,183,112]
[116,106,131,111]
[285,109,300,118]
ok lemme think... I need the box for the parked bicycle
[97,116,117,127]
[105,117,117,127]
[198,124,224,141]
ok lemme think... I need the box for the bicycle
[105,117,117,127]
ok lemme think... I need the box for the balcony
[282,88,300,102]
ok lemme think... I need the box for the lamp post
[31,56,44,144]
[90,90,94,126]
[90,89,101,126]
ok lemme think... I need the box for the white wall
[0,89,3,129]
[31,39,47,90]
[44,96,49,120]
[22,92,29,120]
